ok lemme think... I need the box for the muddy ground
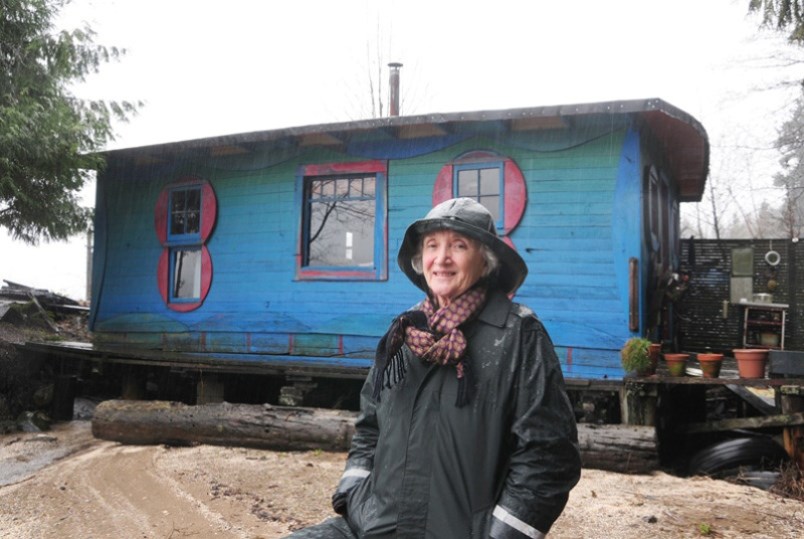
[0,420,802,538]
[1,319,804,538]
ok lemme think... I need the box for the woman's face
[421,230,486,307]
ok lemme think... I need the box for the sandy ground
[0,421,803,539]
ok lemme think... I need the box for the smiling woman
[286,198,581,539]
[415,230,488,307]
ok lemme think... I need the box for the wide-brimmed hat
[397,198,528,295]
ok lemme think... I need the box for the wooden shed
[86,98,709,384]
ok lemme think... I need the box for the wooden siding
[91,116,651,381]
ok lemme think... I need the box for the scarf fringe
[371,347,406,402]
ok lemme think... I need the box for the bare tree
[772,90,804,236]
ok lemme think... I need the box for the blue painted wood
[91,117,661,382]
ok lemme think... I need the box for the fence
[677,238,802,353]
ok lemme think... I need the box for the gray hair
[410,237,499,278]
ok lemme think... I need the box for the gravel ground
[0,421,803,538]
[1,318,804,538]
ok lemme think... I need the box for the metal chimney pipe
[388,62,403,117]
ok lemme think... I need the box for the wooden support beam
[619,383,658,426]
[779,389,804,469]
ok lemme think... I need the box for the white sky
[1,0,801,300]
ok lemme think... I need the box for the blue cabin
[88,98,708,386]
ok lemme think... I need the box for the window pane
[170,187,202,236]
[311,182,323,198]
[307,196,375,267]
[350,178,362,197]
[457,169,478,197]
[185,210,200,234]
[363,177,375,197]
[479,195,501,221]
[479,168,500,195]
[171,190,186,212]
[186,188,201,210]
[170,213,185,236]
[172,249,201,299]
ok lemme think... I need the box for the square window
[297,162,387,280]
[307,177,375,267]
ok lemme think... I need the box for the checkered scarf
[372,287,486,407]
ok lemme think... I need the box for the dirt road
[1,421,803,538]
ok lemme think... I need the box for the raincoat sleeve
[331,365,379,515]
[490,316,581,539]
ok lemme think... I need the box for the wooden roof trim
[101,98,709,197]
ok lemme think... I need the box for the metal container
[752,293,773,304]
[760,332,779,347]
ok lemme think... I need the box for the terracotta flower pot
[696,353,724,379]
[663,353,689,377]
[733,349,769,379]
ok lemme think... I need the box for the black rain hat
[397,198,528,295]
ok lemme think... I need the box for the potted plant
[663,352,689,377]
[732,349,769,379]
[696,353,724,379]
[620,337,656,376]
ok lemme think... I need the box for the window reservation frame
[296,160,388,281]
[155,178,217,311]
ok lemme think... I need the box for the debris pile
[0,280,87,333]
[0,280,90,433]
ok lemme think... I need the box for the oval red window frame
[157,245,213,312]
[155,177,217,312]
[432,152,526,235]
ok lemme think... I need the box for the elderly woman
[287,198,581,538]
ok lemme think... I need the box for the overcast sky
[1,0,801,300]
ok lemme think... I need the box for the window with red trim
[296,161,387,281]
[433,151,526,236]
[154,179,217,311]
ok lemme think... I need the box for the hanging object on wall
[765,240,781,267]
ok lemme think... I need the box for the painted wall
[91,114,652,380]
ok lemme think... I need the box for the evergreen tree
[0,0,138,243]
[750,0,804,42]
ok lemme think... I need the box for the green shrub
[620,337,653,373]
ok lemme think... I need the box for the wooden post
[120,366,146,400]
[780,385,804,469]
[620,381,658,426]
[196,374,224,404]
[51,374,76,421]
